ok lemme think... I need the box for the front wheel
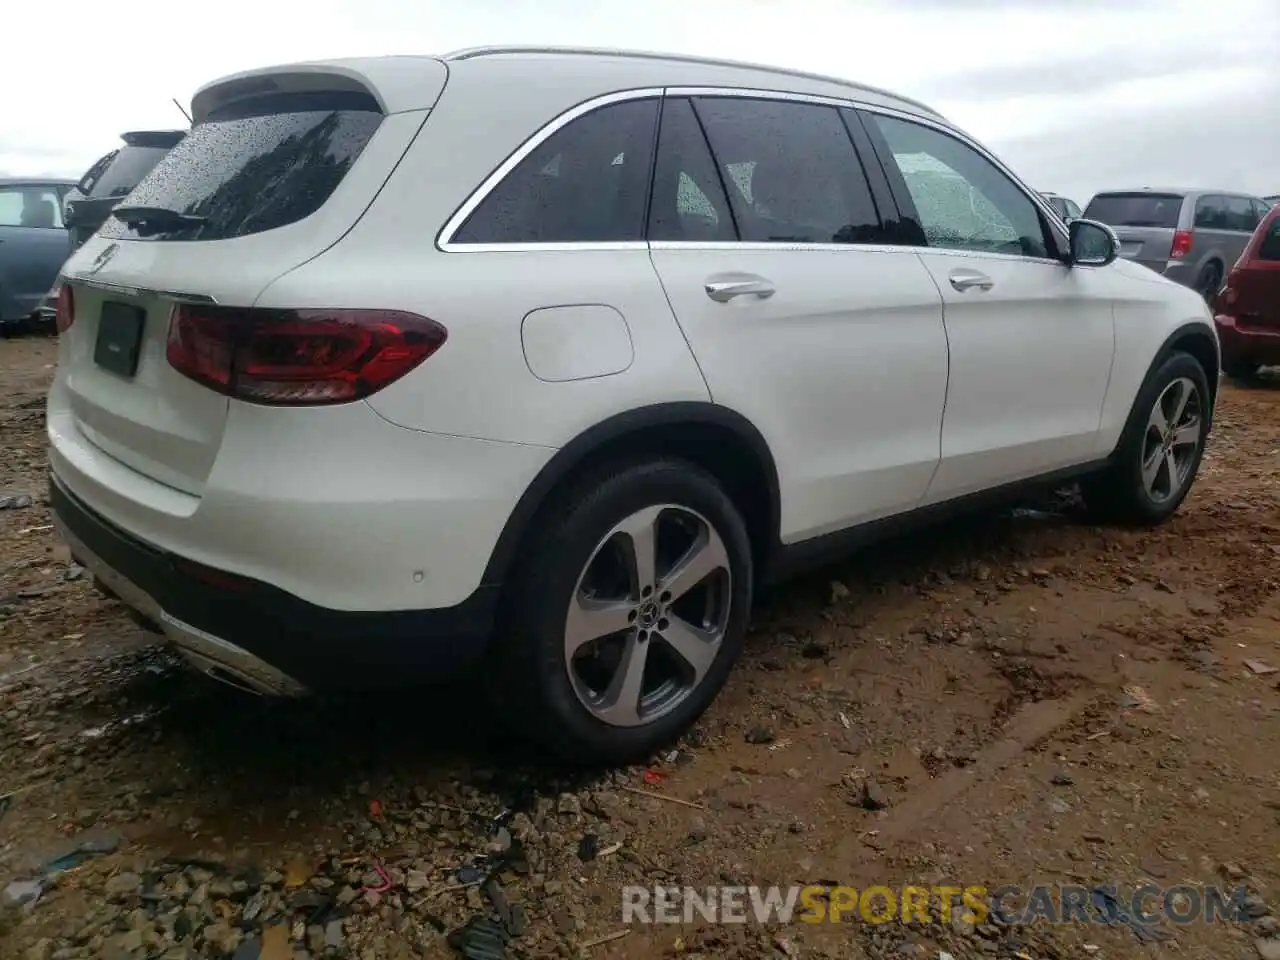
[1081,351,1211,526]
[494,459,753,764]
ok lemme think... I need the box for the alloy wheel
[1141,377,1202,503]
[564,504,732,728]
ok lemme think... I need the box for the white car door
[647,93,949,543]
[858,110,1116,503]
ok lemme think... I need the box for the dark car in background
[1084,187,1271,301]
[1265,195,1280,207]
[1041,191,1081,222]
[0,177,75,332]
[1214,202,1280,379]
[29,130,186,329]
[63,130,186,250]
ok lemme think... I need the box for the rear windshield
[1083,193,1183,228]
[87,145,176,199]
[97,91,383,243]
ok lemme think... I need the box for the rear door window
[97,91,384,243]
[1225,196,1261,233]
[0,185,65,229]
[1084,193,1183,228]
[691,96,884,244]
[648,98,736,242]
[451,98,660,245]
[1258,219,1280,261]
[1194,195,1231,229]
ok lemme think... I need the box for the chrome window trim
[648,240,1065,267]
[436,84,1069,263]
[436,87,665,253]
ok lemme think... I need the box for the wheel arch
[481,403,782,589]
[1107,320,1220,464]
[1160,321,1221,419]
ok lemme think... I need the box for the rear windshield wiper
[112,205,207,229]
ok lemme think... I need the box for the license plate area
[1119,242,1142,258]
[94,301,147,378]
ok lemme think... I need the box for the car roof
[194,45,944,125]
[0,177,76,187]
[1093,187,1262,200]
[444,45,943,118]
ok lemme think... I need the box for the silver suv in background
[1083,188,1271,301]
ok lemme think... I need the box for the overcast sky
[2,0,1276,206]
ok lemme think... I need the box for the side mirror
[1068,218,1119,267]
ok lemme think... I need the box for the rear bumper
[1214,314,1280,367]
[50,474,499,693]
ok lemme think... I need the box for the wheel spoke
[1147,403,1170,440]
[564,502,736,730]
[1170,420,1200,449]
[659,530,728,603]
[565,596,634,656]
[1142,446,1163,493]
[658,616,720,684]
[1167,381,1192,428]
[1164,449,1180,491]
[616,506,662,597]
[595,633,650,726]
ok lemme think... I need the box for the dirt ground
[1,334,1278,960]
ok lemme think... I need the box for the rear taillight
[165,306,447,406]
[1170,230,1194,259]
[55,285,75,334]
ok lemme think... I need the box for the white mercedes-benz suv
[48,46,1218,763]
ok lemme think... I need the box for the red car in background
[1214,203,1280,379]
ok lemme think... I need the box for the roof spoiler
[120,130,187,149]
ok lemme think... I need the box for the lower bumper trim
[57,517,307,696]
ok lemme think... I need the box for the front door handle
[948,269,994,292]
[705,274,776,303]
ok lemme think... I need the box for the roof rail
[442,45,942,119]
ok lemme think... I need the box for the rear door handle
[948,269,994,292]
[704,274,776,302]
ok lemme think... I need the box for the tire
[492,458,753,765]
[1222,359,1259,382]
[1081,350,1211,526]
[1195,262,1223,304]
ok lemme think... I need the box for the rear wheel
[1081,351,1210,526]
[494,459,753,764]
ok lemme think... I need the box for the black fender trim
[479,402,782,587]
[1148,320,1220,424]
[1097,320,1220,466]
